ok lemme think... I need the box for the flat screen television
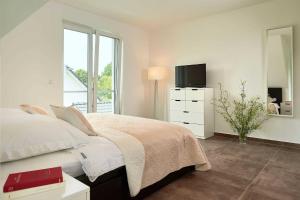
[175,64,206,88]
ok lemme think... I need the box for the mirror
[266,26,293,117]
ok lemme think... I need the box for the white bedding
[1,137,124,180]
[78,135,124,182]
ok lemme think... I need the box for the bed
[268,87,282,114]
[1,108,211,200]
[1,136,196,200]
[1,135,127,199]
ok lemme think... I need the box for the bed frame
[76,165,195,200]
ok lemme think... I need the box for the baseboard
[214,132,300,149]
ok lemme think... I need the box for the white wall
[267,35,287,88]
[0,0,49,38]
[150,0,300,143]
[0,40,2,106]
[0,1,150,117]
[267,34,292,103]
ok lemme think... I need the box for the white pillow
[19,104,49,115]
[0,108,89,163]
[50,105,97,136]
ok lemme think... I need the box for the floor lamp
[148,66,168,119]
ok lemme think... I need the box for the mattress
[1,136,124,179]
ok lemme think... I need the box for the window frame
[63,21,123,113]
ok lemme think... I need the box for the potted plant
[214,81,268,144]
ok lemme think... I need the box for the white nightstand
[62,173,90,200]
[1,172,90,200]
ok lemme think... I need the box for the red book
[3,167,63,193]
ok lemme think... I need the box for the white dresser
[169,88,214,139]
[280,101,293,116]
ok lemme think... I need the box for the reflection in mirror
[266,26,293,117]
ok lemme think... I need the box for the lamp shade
[148,66,168,80]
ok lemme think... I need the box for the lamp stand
[153,80,158,119]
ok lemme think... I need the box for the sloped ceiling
[0,0,48,38]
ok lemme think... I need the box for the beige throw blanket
[86,114,211,196]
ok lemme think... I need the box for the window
[63,23,122,114]
[95,36,115,113]
[64,29,89,112]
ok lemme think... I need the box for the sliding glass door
[63,29,90,113]
[63,25,121,114]
[94,36,115,113]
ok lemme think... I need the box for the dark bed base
[76,165,195,200]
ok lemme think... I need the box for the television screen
[175,64,206,88]
[175,65,185,88]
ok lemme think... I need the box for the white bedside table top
[62,173,90,200]
[0,172,90,200]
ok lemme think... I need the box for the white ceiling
[55,0,271,30]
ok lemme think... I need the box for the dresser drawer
[182,112,204,125]
[171,122,204,138]
[186,101,204,113]
[171,122,184,127]
[186,88,204,101]
[283,101,292,106]
[281,109,292,115]
[170,88,185,100]
[182,123,205,138]
[170,100,185,111]
[169,110,183,122]
[280,101,293,109]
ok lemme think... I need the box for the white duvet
[75,137,124,182]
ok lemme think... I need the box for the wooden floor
[145,135,300,200]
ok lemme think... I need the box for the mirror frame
[264,25,294,118]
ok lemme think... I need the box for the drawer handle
[183,122,190,124]
[175,100,181,102]
[192,100,198,102]
[192,89,198,91]
[183,111,189,113]
[175,89,180,91]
